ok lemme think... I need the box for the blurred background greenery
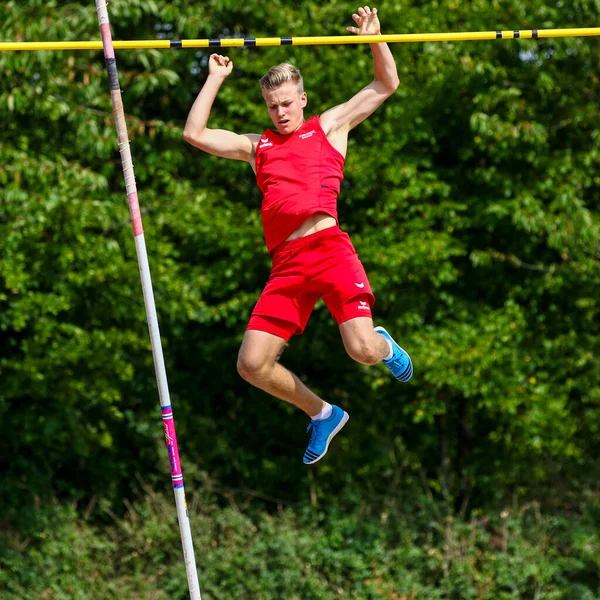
[1,0,599,598]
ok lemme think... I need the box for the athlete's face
[262,83,307,135]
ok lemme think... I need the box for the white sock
[382,337,394,361]
[375,328,394,360]
[312,402,333,421]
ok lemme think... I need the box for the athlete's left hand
[347,6,381,36]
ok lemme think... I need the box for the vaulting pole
[93,2,202,599]
[2,26,600,52]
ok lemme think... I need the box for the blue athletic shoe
[374,326,413,382]
[303,405,349,465]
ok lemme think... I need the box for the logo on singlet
[299,130,317,140]
[259,137,273,149]
[355,282,365,288]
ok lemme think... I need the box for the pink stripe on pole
[163,416,183,480]
[100,23,115,58]
[127,192,144,236]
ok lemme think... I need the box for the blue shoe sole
[303,411,349,465]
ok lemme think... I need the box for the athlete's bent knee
[346,339,380,366]
[237,353,270,385]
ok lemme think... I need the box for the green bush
[2,490,598,599]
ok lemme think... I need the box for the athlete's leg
[339,316,413,381]
[238,327,348,464]
[339,316,390,365]
[314,231,413,381]
[237,329,325,417]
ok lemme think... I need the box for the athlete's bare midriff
[285,212,337,241]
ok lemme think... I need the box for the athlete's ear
[301,92,307,108]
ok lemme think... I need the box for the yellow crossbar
[1,27,599,52]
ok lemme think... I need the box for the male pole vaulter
[184,6,412,464]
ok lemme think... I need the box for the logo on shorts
[358,301,370,311]
[354,282,365,288]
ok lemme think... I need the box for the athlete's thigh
[238,328,289,371]
[317,235,375,321]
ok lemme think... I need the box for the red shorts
[247,226,375,341]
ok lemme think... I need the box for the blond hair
[259,62,304,94]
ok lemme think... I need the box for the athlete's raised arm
[183,54,260,164]
[320,7,399,140]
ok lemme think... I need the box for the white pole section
[93,2,202,598]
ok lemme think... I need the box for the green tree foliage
[1,0,599,518]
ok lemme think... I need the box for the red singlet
[255,115,345,254]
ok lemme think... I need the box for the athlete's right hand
[208,53,233,78]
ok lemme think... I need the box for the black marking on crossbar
[106,58,120,90]
[532,29,539,38]
[170,40,183,49]
[244,38,257,46]
[281,37,293,45]
[496,31,502,39]
[514,30,520,38]
[208,39,221,47]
